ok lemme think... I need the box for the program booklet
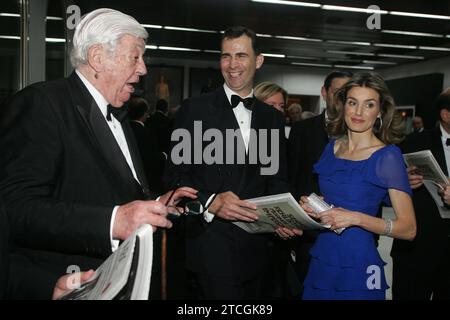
[58,224,153,300]
[403,150,449,186]
[403,150,450,219]
[233,192,329,234]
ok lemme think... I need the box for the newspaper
[403,150,449,186]
[423,181,450,219]
[233,193,329,233]
[403,150,450,219]
[58,224,153,300]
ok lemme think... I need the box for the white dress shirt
[440,124,450,176]
[76,70,140,251]
[203,84,254,222]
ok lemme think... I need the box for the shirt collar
[75,69,109,119]
[223,83,254,106]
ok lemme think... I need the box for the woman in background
[254,81,290,137]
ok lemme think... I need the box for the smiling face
[344,86,381,134]
[264,92,285,112]
[220,35,263,96]
[98,35,147,107]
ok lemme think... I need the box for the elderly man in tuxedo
[0,8,196,299]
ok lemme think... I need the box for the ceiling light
[382,30,444,38]
[377,53,424,59]
[373,43,417,49]
[327,40,371,46]
[256,33,273,38]
[334,64,374,70]
[46,37,65,43]
[389,11,450,20]
[0,13,20,17]
[46,16,63,21]
[164,26,218,34]
[204,49,221,54]
[418,46,450,52]
[275,35,322,42]
[158,46,201,52]
[145,45,158,50]
[327,50,376,57]
[322,5,388,14]
[287,55,319,60]
[362,60,397,65]
[291,62,332,67]
[0,35,20,40]
[142,24,163,29]
[251,0,321,8]
[263,53,285,58]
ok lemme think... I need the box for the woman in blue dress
[300,73,416,300]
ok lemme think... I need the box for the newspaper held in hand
[403,150,450,219]
[307,193,345,234]
[233,193,333,234]
[58,224,153,300]
[403,150,449,187]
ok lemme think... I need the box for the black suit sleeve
[0,87,112,256]
[163,99,213,207]
[287,123,303,200]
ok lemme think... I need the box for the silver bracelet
[382,218,393,236]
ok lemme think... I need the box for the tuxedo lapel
[430,128,448,175]
[121,120,151,196]
[68,73,143,196]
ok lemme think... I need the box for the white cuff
[110,206,120,252]
[203,194,216,223]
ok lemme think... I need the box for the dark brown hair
[327,72,405,144]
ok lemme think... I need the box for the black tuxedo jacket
[0,72,150,299]
[392,128,450,262]
[164,87,288,280]
[288,111,328,201]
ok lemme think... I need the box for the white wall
[380,55,450,90]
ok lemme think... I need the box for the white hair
[70,8,148,68]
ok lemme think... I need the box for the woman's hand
[317,207,360,230]
[299,196,318,218]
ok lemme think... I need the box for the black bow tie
[106,104,128,122]
[446,138,450,146]
[230,95,254,111]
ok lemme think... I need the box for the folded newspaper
[403,150,449,186]
[403,150,450,219]
[233,193,331,233]
[58,224,153,300]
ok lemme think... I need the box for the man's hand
[52,270,95,299]
[113,200,171,240]
[439,185,450,205]
[207,191,259,221]
[275,227,303,240]
[407,165,424,189]
[158,187,198,207]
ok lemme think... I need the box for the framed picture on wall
[287,94,320,114]
[396,105,416,134]
[143,65,184,111]
[189,67,222,98]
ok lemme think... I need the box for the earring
[377,116,383,128]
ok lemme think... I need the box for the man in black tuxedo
[0,8,195,299]
[287,71,352,296]
[146,99,173,155]
[392,88,450,299]
[164,26,294,299]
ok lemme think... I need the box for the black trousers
[392,237,450,300]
